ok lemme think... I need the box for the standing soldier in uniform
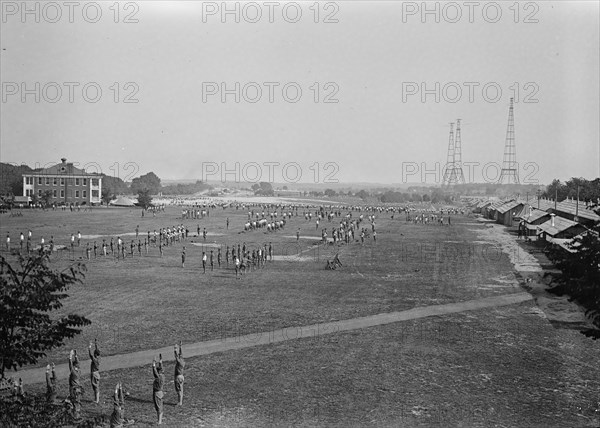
[235,255,241,279]
[181,247,186,268]
[152,355,165,425]
[45,362,57,404]
[174,342,185,406]
[110,382,125,428]
[89,340,101,403]
[68,350,83,420]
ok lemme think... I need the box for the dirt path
[472,220,596,330]
[15,292,531,385]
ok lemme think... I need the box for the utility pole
[575,185,580,222]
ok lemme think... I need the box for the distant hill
[0,162,33,195]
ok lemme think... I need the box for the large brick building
[22,158,102,205]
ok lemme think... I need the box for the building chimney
[550,213,555,227]
[61,158,67,164]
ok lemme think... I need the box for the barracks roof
[496,200,524,215]
[537,216,584,237]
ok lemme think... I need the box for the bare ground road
[16,292,533,386]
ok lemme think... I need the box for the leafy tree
[101,175,129,197]
[101,188,114,205]
[324,189,337,197]
[356,190,369,200]
[160,181,212,196]
[254,182,274,196]
[546,223,600,339]
[0,250,91,378]
[130,172,161,194]
[137,189,153,209]
[40,190,53,207]
[543,179,568,201]
[542,177,600,203]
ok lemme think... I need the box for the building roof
[496,200,524,215]
[25,158,100,177]
[521,208,551,223]
[524,198,556,212]
[486,200,512,212]
[477,200,492,208]
[551,200,600,223]
[536,216,584,237]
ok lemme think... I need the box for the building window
[60,190,64,198]
[53,190,57,197]
[75,190,80,198]
[83,178,87,186]
[92,190,99,197]
[92,178,99,186]
[60,178,64,185]
[75,178,80,186]
[38,177,42,185]
[53,178,57,185]
[38,189,42,196]
[83,190,87,198]
[45,177,50,185]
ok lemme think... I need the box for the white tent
[111,196,136,207]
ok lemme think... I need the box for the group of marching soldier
[42,339,185,426]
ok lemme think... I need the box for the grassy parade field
[1,204,599,427]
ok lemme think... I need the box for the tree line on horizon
[1,162,599,206]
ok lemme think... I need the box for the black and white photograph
[1,1,599,426]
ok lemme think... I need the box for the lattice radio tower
[498,98,519,184]
[442,120,466,186]
[452,119,466,184]
[442,122,455,187]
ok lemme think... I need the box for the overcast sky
[1,1,598,186]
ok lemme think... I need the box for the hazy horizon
[2,1,599,186]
